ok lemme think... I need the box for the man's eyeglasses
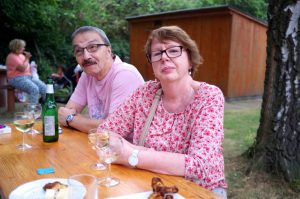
[147,46,185,63]
[74,43,109,57]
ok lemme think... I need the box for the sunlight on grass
[223,108,260,158]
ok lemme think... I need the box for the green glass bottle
[43,78,59,142]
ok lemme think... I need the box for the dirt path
[225,98,262,111]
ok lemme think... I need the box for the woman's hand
[23,51,32,59]
[111,132,154,166]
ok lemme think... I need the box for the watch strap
[132,149,139,156]
[66,119,71,128]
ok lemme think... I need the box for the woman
[98,26,227,198]
[5,39,46,103]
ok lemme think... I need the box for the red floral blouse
[100,81,227,190]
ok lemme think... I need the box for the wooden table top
[0,122,222,199]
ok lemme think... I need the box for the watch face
[66,114,73,122]
[129,156,138,166]
[128,150,139,167]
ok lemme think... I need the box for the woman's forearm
[135,150,185,176]
[16,60,30,72]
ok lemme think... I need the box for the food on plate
[43,181,68,190]
[148,177,179,199]
[43,181,69,199]
[148,192,164,199]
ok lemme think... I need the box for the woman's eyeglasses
[74,43,109,57]
[147,46,184,63]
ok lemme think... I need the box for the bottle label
[46,84,54,94]
[44,116,55,136]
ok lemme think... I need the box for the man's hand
[58,107,77,126]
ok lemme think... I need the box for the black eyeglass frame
[73,43,110,57]
[146,46,185,63]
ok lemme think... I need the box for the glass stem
[32,118,36,132]
[22,131,25,146]
[107,163,112,182]
[97,160,103,166]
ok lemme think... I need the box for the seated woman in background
[51,65,65,80]
[98,26,227,198]
[5,39,46,103]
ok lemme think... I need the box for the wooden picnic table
[0,122,222,199]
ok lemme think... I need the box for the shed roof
[126,5,267,27]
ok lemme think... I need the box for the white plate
[9,178,86,199]
[106,191,185,199]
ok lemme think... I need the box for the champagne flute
[24,103,42,134]
[96,129,123,187]
[88,129,106,170]
[13,112,34,150]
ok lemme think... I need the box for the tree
[251,0,300,185]
[0,0,267,80]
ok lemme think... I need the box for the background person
[58,26,144,133]
[30,60,39,80]
[98,26,227,198]
[73,64,82,84]
[50,65,65,80]
[5,39,46,103]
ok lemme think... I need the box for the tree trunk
[33,39,42,63]
[252,0,300,182]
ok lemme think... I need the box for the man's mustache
[82,60,97,66]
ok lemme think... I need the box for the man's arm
[65,99,84,113]
[58,100,103,133]
[65,114,104,133]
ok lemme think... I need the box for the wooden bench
[0,85,15,112]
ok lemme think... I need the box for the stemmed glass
[96,129,123,187]
[13,112,34,150]
[24,103,42,134]
[87,129,106,170]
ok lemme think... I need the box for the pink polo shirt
[70,56,144,119]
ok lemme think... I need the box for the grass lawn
[224,107,299,199]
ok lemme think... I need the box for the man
[58,26,144,133]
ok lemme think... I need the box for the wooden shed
[126,5,267,99]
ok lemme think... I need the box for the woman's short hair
[9,39,26,53]
[71,26,111,45]
[144,26,203,76]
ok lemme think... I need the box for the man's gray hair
[71,26,111,45]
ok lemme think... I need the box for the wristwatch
[128,149,140,167]
[66,114,75,128]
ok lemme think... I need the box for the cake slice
[43,181,69,199]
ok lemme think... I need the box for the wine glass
[13,112,34,150]
[96,129,123,187]
[24,103,42,134]
[88,129,106,170]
